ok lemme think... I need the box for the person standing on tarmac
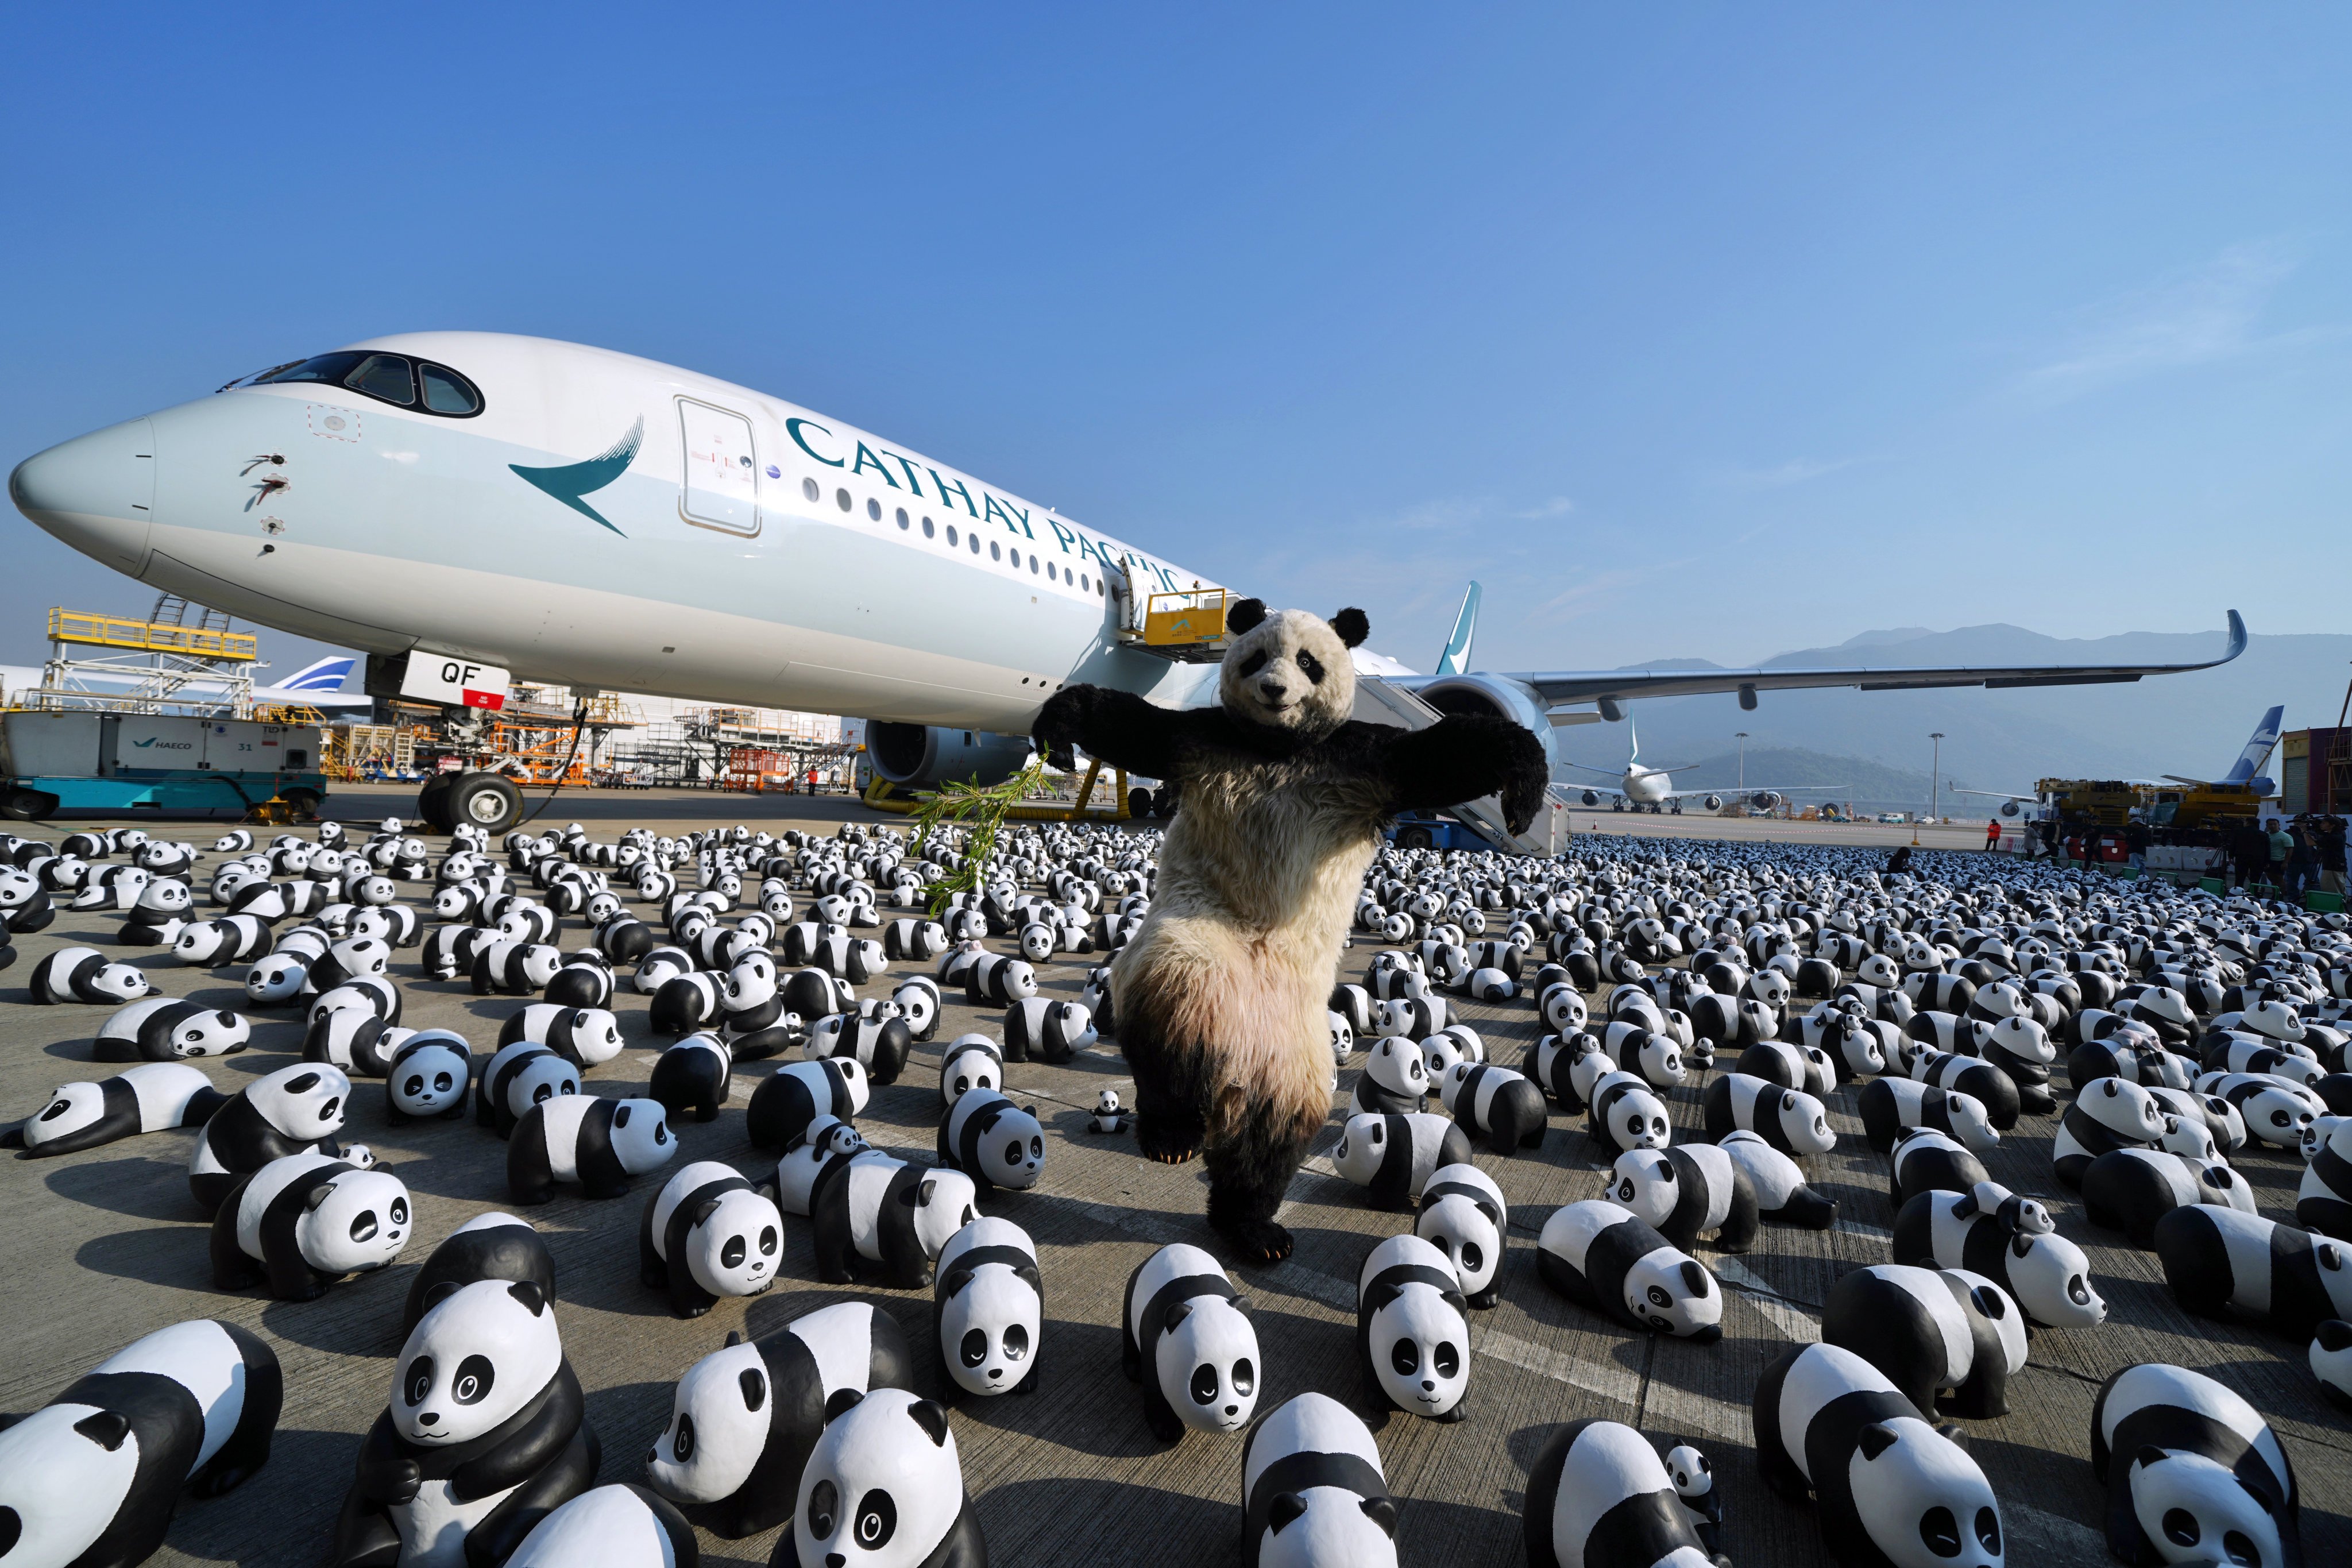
[1985,818,2002,851]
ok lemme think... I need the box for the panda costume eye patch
[1296,650,1324,683]
[1237,650,1268,677]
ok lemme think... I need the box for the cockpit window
[240,351,484,417]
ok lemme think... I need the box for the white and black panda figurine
[29,945,158,1005]
[1538,1199,1723,1341]
[2297,1115,2352,1239]
[188,1062,365,1215]
[1089,1087,1131,1134]
[1003,997,1095,1063]
[326,1280,600,1568]
[508,1094,677,1204]
[646,1302,917,1539]
[1887,1127,1992,1209]
[476,1041,584,1137]
[1718,1130,1839,1229]
[1522,1418,1725,1568]
[3,1061,227,1158]
[500,1483,698,1568]
[1822,1264,2028,1420]
[2091,1362,2300,1568]
[934,1216,1044,1400]
[639,1160,785,1317]
[804,1010,916,1086]
[1893,1181,2108,1329]
[2153,1204,2352,1341]
[812,1153,979,1289]
[401,1212,557,1336]
[1123,1241,1261,1441]
[935,1034,1002,1109]
[497,1003,625,1069]
[0,1318,281,1568]
[775,1117,871,1218]
[937,1088,1045,1194]
[2081,1147,2257,1247]
[1608,1144,1762,1254]
[747,1057,870,1151]
[1356,1234,1470,1422]
[93,996,250,1061]
[1666,1443,1725,1558]
[650,1032,733,1123]
[1702,1072,1835,1154]
[1754,1342,2003,1568]
[210,1150,412,1300]
[1437,1061,1549,1156]
[1415,1163,1508,1308]
[2312,1319,2352,1412]
[779,1387,984,1568]
[2053,1076,2168,1187]
[1239,1392,1399,1568]
[1350,1035,1430,1115]
[1859,1078,1999,1155]
[1589,1070,1672,1154]
[1331,1111,1474,1210]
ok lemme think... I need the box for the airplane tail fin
[1627,713,1639,764]
[2223,705,2285,784]
[1434,582,1480,676]
[275,656,357,693]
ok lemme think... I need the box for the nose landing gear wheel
[416,773,458,832]
[1397,825,1436,851]
[449,772,524,834]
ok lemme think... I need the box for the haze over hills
[1582,624,2350,799]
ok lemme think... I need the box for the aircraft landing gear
[1669,800,1682,815]
[418,770,523,835]
[1612,798,1627,812]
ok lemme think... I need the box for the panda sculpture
[1415,1162,1508,1308]
[1753,1342,2003,1568]
[1350,1035,1430,1115]
[93,997,250,1061]
[2081,1148,2257,1247]
[0,1319,281,1568]
[778,1387,984,1568]
[1739,1036,1835,1098]
[326,1280,599,1568]
[1003,997,1095,1062]
[1522,1418,1725,1568]
[811,1153,978,1289]
[933,1216,1044,1400]
[1702,1072,1835,1154]
[1331,1111,1473,1210]
[499,1484,697,1568]
[1589,1070,1672,1154]
[1030,599,1548,1264]
[638,1161,784,1318]
[4,1061,227,1158]
[2091,1362,2301,1568]
[1821,1264,2028,1420]
[2202,1071,2322,1149]
[476,1041,582,1137]
[775,1116,872,1217]
[1239,1392,1398,1568]
[210,1150,412,1301]
[2297,1115,2352,1239]
[1886,1126,1992,1208]
[1356,1233,1470,1422]
[1437,1061,1549,1155]
[2312,1319,2352,1411]
[2153,1204,2352,1341]
[804,1010,915,1086]
[937,1088,1045,1194]
[401,1212,557,1336]
[497,1004,625,1069]
[1666,1443,1725,1558]
[1527,1030,1606,1110]
[643,1032,731,1124]
[1608,1143,1762,1254]
[2053,1076,2169,1186]
[1893,1181,2107,1329]
[1089,1087,1132,1134]
[1537,1199,1723,1341]
[1718,1129,1839,1229]
[1859,1077,1999,1155]
[1122,1242,1261,1440]
[508,1094,677,1204]
[746,1057,870,1151]
[29,945,158,1005]
[188,1063,366,1215]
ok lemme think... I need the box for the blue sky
[3,5,2346,682]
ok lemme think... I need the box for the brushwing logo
[133,736,156,748]
[511,416,643,536]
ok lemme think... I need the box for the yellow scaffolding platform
[47,609,258,661]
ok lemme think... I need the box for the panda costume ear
[1226,597,1268,635]
[1328,608,1369,648]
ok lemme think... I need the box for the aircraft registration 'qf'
[9,333,2247,835]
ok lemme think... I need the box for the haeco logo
[131,736,194,750]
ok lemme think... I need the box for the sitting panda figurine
[327,1280,598,1568]
[1665,1443,1725,1558]
[1537,1200,1722,1342]
[1356,1234,1470,1422]
[934,1217,1044,1400]
[1415,1162,1508,1308]
[1122,1242,1261,1441]
[1523,1419,1724,1568]
[1240,1393,1398,1568]
[210,1150,412,1301]
[644,1302,916,1539]
[2091,1362,2301,1568]
[1350,1035,1431,1115]
[779,1388,984,1568]
[500,1484,697,1568]
[1088,1087,1132,1134]
[638,1161,784,1318]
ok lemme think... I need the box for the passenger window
[947,525,959,546]
[992,542,1003,562]
[922,516,935,538]
[896,507,910,530]
[418,363,481,415]
[867,498,882,521]
[803,478,820,502]
[344,354,416,405]
[1030,555,1040,574]
[836,488,852,512]
[970,534,982,555]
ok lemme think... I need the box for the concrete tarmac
[0,794,2342,1567]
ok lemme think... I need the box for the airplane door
[677,397,760,534]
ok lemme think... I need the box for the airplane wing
[1949,786,2038,802]
[1477,610,2246,710]
[1656,782,1842,798]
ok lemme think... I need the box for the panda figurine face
[394,1280,561,1445]
[0,1400,146,1565]
[687,1187,782,1297]
[1329,1013,1355,1063]
[647,1337,770,1503]
[304,1168,413,1275]
[1215,601,1363,735]
[254,1064,352,1142]
[1160,1295,1260,1434]
[245,953,311,1005]
[939,1038,1000,1104]
[793,1389,964,1568]
[2124,1449,2281,1568]
[1848,1416,2005,1568]
[391,1040,472,1119]
[1622,1250,1721,1339]
[1362,1037,1427,1099]
[940,1264,1039,1397]
[608,1101,676,1175]
[1416,1192,1502,1303]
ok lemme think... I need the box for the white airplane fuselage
[1621,765,1674,804]
[9,333,1223,735]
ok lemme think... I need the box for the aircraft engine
[1410,674,1557,771]
[865,722,1034,790]
[1702,794,1723,811]
[2000,799,2021,817]
[1580,789,1603,807]
[1749,791,1782,810]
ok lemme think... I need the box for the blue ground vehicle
[1387,812,1492,852]
[2,711,326,821]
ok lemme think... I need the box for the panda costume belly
[1032,600,1547,1264]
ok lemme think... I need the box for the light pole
[1929,732,1945,827]
[1735,731,1748,793]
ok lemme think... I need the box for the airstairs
[1355,677,1568,856]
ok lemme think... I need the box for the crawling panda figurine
[1240,1393,1398,1568]
[1356,1233,1470,1422]
[1523,1419,1724,1568]
[2081,1147,2256,1246]
[4,1061,227,1158]
[2091,1362,2300,1568]
[747,1057,870,1150]
[210,1150,412,1301]
[1893,1180,2107,1330]
[93,997,250,1061]
[188,1063,368,1215]
[779,1388,984,1568]
[1537,1199,1722,1341]
[1608,1144,1762,1254]
[500,1484,697,1568]
[29,945,157,1004]
[1858,1077,2000,1154]
[0,1319,281,1568]
[401,1212,557,1336]
[1437,1061,1549,1156]
[1822,1264,2028,1420]
[1718,1129,1839,1229]
[326,1280,599,1568]
[1331,1111,1473,1210]
[476,1041,583,1137]
[2153,1204,2352,1341]
[1702,1072,1835,1154]
[1887,1126,1991,1208]
[638,1161,784,1317]
[937,1088,1045,1194]
[1755,1343,2002,1568]
[645,1301,917,1538]
[934,1216,1044,1399]
[508,1094,677,1204]
[936,1035,1002,1109]
[1088,1087,1132,1134]
[650,1032,733,1123]
[811,1153,978,1289]
[1415,1162,1508,1307]
[1122,1242,1261,1441]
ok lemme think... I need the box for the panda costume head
[1216,600,1366,736]
[394,1280,561,1447]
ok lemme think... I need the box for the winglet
[1435,582,1481,676]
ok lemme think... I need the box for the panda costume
[1030,599,1548,1263]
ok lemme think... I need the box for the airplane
[6,330,2249,836]
[1952,705,2284,817]
[1560,716,1838,814]
[0,653,371,713]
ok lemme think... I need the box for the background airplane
[1953,704,2283,816]
[7,331,2249,837]
[0,654,369,713]
[1561,717,1838,814]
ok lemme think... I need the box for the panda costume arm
[1372,713,1551,835]
[1030,684,1221,780]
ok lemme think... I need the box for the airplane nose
[10,418,155,574]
